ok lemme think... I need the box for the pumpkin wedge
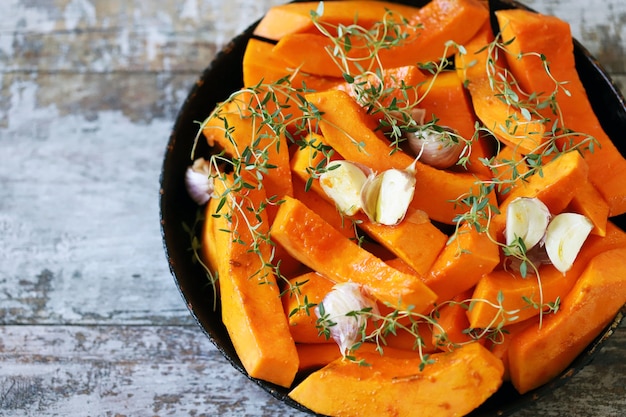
[425,222,500,303]
[242,38,342,90]
[271,195,437,312]
[273,0,488,78]
[353,209,448,276]
[289,342,504,417]
[496,9,626,216]
[253,1,421,41]
[456,23,547,154]
[202,175,299,387]
[567,179,609,237]
[431,288,477,351]
[282,272,336,344]
[201,91,293,205]
[508,247,626,394]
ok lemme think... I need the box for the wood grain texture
[0,325,305,417]
[0,0,624,416]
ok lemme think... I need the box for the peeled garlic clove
[361,162,416,226]
[319,160,369,216]
[360,172,382,223]
[376,169,416,225]
[505,197,551,251]
[316,282,379,356]
[185,158,215,205]
[406,126,464,169]
[544,212,593,274]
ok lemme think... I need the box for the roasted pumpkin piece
[484,318,538,381]
[242,38,342,90]
[201,91,294,208]
[353,209,448,276]
[469,265,572,330]
[295,343,343,373]
[566,179,609,237]
[489,144,530,202]
[431,288,478,351]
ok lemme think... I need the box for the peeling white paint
[1,77,184,324]
[180,0,199,21]
[62,0,97,30]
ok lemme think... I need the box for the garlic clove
[315,282,379,356]
[375,169,416,225]
[360,172,383,223]
[505,197,551,251]
[319,160,370,216]
[185,158,215,205]
[361,162,416,226]
[544,212,593,274]
[406,126,464,169]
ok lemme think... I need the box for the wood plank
[0,325,304,416]
[0,324,625,416]
[525,0,626,75]
[0,71,199,125]
[0,1,623,75]
[0,71,196,325]
[0,0,285,73]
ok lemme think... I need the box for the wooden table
[1,0,624,415]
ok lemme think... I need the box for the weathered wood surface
[0,0,624,416]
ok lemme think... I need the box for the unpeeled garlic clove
[406,126,464,169]
[361,167,416,226]
[505,197,551,251]
[544,212,593,274]
[319,160,370,216]
[185,158,215,205]
[316,282,379,356]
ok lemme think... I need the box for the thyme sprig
[315,289,559,368]
[311,6,421,78]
